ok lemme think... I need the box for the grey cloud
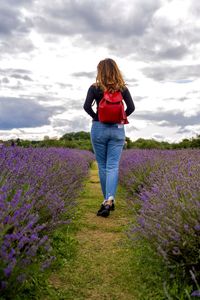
[35,0,161,37]
[31,0,198,61]
[176,127,193,134]
[190,0,200,16]
[152,133,165,140]
[53,115,89,133]
[176,127,200,136]
[125,78,139,87]
[68,99,83,110]
[186,90,200,96]
[52,118,68,128]
[0,97,65,129]
[178,97,189,102]
[33,0,163,57]
[10,74,33,81]
[1,0,198,61]
[56,82,73,88]
[143,21,190,61]
[64,116,90,132]
[131,96,147,102]
[141,64,200,81]
[72,71,96,79]
[56,98,84,111]
[126,125,140,132]
[2,77,10,84]
[0,68,33,87]
[0,4,32,36]
[0,6,22,36]
[125,77,138,83]
[156,45,188,60]
[0,68,32,75]
[0,2,34,54]
[3,0,32,5]
[157,120,171,126]
[5,81,23,91]
[159,97,189,102]
[133,110,200,128]
[0,35,34,55]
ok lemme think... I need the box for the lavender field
[0,146,94,294]
[119,149,200,294]
[1,146,200,298]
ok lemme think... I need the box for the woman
[83,58,135,217]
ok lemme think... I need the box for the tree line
[1,132,200,150]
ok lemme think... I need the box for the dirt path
[47,162,139,300]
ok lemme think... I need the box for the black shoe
[97,204,111,217]
[96,201,115,217]
[110,201,115,211]
[97,204,105,215]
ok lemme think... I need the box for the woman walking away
[83,58,135,217]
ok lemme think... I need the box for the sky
[0,0,200,142]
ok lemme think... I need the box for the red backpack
[98,90,129,124]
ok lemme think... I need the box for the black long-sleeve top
[83,85,135,121]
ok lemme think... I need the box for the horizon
[1,131,199,145]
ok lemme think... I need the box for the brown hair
[95,58,126,92]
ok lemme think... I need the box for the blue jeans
[90,121,125,201]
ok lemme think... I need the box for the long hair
[95,58,126,92]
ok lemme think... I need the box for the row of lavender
[119,149,200,294]
[0,146,94,293]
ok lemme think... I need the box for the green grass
[38,162,168,300]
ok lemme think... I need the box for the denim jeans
[90,121,125,201]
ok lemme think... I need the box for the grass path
[44,161,163,300]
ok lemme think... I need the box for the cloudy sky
[0,0,200,142]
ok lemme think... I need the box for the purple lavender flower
[4,265,13,277]
[0,281,7,290]
[191,290,200,297]
[194,225,200,231]
[119,149,200,288]
[0,146,94,292]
